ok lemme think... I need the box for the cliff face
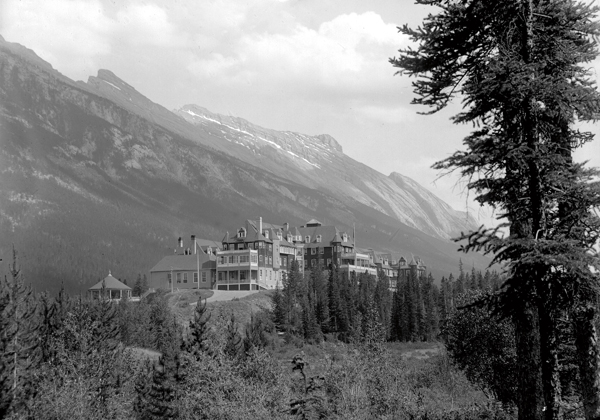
[0,36,486,293]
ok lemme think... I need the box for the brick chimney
[259,217,263,235]
[191,235,196,254]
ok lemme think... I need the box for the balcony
[216,249,259,268]
[339,264,377,276]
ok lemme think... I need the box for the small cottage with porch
[88,271,132,300]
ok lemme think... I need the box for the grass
[167,289,215,324]
[207,291,273,327]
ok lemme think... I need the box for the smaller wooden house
[89,271,132,300]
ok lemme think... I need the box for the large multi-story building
[217,218,301,290]
[149,218,426,292]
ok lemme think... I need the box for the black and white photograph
[2,0,600,418]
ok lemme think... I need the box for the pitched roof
[296,225,354,246]
[89,272,132,290]
[150,254,216,273]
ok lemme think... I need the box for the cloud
[187,11,409,98]
[2,0,114,76]
[115,3,180,48]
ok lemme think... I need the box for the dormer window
[342,234,348,242]
[305,235,310,243]
[277,232,282,240]
[316,235,322,243]
[238,228,246,239]
[287,235,292,242]
[264,230,269,239]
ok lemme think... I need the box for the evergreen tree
[374,269,392,339]
[389,291,402,342]
[142,274,149,294]
[224,313,243,360]
[301,297,323,343]
[393,1,600,417]
[271,285,286,329]
[183,298,211,358]
[361,294,386,347]
[327,265,342,333]
[37,292,58,363]
[0,249,40,416]
[136,355,178,420]
[133,274,143,297]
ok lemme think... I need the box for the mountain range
[0,34,490,293]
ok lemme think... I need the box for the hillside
[0,35,491,293]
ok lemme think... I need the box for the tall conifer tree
[392,1,600,418]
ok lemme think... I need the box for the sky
[2,0,600,226]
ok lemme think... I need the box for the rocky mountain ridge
[0,35,489,293]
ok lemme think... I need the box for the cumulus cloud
[187,10,409,100]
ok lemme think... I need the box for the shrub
[440,290,518,405]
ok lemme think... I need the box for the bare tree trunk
[515,299,544,420]
[539,302,561,420]
[573,304,600,420]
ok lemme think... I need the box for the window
[176,272,182,283]
[248,243,254,250]
[268,256,272,265]
[251,254,258,263]
[259,255,263,262]
[229,271,238,281]
[305,235,310,243]
[268,244,272,252]
[240,255,249,263]
[260,269,263,278]
[327,258,331,266]
[167,273,172,283]
[316,235,321,243]
[218,272,225,281]
[193,272,198,283]
[311,248,316,255]
[183,273,188,283]
[319,247,324,254]
[238,228,246,238]
[311,259,316,267]
[201,272,207,282]
[303,248,307,255]
[240,271,247,281]
[264,230,269,239]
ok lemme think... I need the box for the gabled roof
[150,254,216,273]
[296,224,354,246]
[89,272,132,290]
